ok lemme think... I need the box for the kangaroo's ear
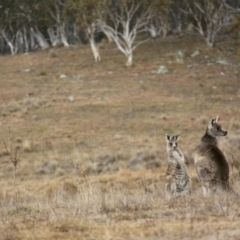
[174,135,180,141]
[165,134,171,141]
[215,116,219,123]
[209,118,216,127]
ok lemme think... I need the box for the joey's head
[207,116,228,138]
[166,134,179,151]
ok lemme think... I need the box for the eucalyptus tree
[65,0,109,62]
[169,1,186,33]
[23,0,50,50]
[43,0,70,47]
[0,0,24,54]
[0,0,51,54]
[22,0,69,49]
[98,0,166,66]
[147,0,171,38]
[179,0,232,47]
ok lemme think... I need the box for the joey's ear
[165,134,171,141]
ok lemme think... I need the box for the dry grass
[0,35,240,239]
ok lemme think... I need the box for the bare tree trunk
[87,25,101,62]
[60,24,69,47]
[101,27,113,43]
[1,30,18,55]
[73,23,81,43]
[23,27,29,53]
[16,31,24,53]
[205,31,215,48]
[48,28,56,46]
[30,30,36,50]
[126,52,133,67]
[48,27,61,47]
[31,27,49,50]
[161,27,168,38]
[148,24,158,38]
[89,36,101,62]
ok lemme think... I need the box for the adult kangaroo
[194,117,229,196]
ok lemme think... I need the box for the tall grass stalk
[2,127,20,190]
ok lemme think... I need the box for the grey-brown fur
[194,117,229,196]
[165,134,192,199]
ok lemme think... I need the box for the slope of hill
[0,36,240,239]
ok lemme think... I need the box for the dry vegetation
[0,35,240,239]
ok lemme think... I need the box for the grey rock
[176,50,185,58]
[216,60,229,65]
[187,64,194,69]
[191,50,200,58]
[152,65,169,75]
[59,74,67,79]
[68,96,75,102]
[72,75,82,81]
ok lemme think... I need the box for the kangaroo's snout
[223,130,228,136]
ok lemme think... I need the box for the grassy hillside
[0,36,240,239]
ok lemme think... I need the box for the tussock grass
[0,173,239,239]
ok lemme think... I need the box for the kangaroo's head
[207,116,228,138]
[166,134,179,151]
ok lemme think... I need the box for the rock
[187,64,194,69]
[72,75,82,81]
[68,96,75,102]
[176,50,185,58]
[191,50,200,58]
[176,58,184,64]
[23,69,31,72]
[216,60,229,65]
[59,74,67,79]
[152,65,169,75]
[40,161,58,174]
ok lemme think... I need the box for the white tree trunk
[89,36,101,62]
[31,27,49,49]
[48,28,56,45]
[23,27,29,53]
[16,31,24,53]
[101,28,113,43]
[60,24,69,47]
[148,24,158,38]
[87,25,101,62]
[73,23,80,43]
[205,32,215,48]
[1,30,18,55]
[126,52,133,67]
[30,30,36,50]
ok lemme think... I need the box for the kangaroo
[165,134,192,199]
[194,117,229,197]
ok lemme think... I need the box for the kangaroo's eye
[175,143,178,146]
[169,143,172,146]
[216,127,220,130]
